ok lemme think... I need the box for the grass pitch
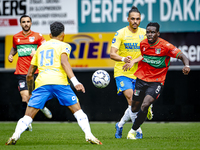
[0,122,200,150]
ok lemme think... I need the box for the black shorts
[16,74,38,91]
[133,78,163,101]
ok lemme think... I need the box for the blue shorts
[28,85,78,109]
[115,76,136,96]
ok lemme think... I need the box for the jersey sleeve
[165,42,182,58]
[111,30,123,49]
[140,40,146,56]
[38,33,46,47]
[61,44,71,58]
[13,36,16,49]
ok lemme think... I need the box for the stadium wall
[0,69,200,122]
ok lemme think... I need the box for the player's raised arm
[61,53,85,93]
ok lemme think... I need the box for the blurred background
[0,0,200,122]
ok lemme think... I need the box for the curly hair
[50,22,64,37]
[146,22,160,32]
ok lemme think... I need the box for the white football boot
[5,132,20,145]
[40,107,52,119]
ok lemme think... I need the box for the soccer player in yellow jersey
[6,22,102,145]
[110,6,152,139]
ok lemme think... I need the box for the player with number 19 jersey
[134,38,182,84]
[31,39,71,89]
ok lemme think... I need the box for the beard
[22,26,30,32]
[133,26,138,30]
[132,23,139,30]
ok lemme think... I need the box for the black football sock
[132,109,148,130]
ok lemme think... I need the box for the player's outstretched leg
[115,122,123,138]
[5,132,20,145]
[115,107,131,138]
[6,115,33,145]
[74,109,102,145]
[40,107,52,119]
[85,134,102,145]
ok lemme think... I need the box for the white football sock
[128,105,137,123]
[73,109,92,136]
[14,115,33,136]
[118,106,131,128]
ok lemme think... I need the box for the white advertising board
[0,0,77,36]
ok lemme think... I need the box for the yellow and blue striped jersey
[31,39,71,89]
[111,26,146,79]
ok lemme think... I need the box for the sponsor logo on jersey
[112,38,116,44]
[29,37,35,42]
[142,55,169,68]
[155,48,161,54]
[17,45,38,57]
[124,43,140,52]
[143,57,161,65]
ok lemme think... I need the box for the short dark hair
[128,6,140,16]
[50,22,64,37]
[20,15,32,23]
[146,22,160,32]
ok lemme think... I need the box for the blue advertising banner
[78,0,200,33]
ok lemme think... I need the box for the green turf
[0,122,200,150]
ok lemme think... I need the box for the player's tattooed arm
[26,65,38,95]
[8,47,17,63]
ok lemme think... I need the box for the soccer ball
[92,70,110,88]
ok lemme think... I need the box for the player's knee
[21,96,29,103]
[141,102,151,112]
[131,106,140,112]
